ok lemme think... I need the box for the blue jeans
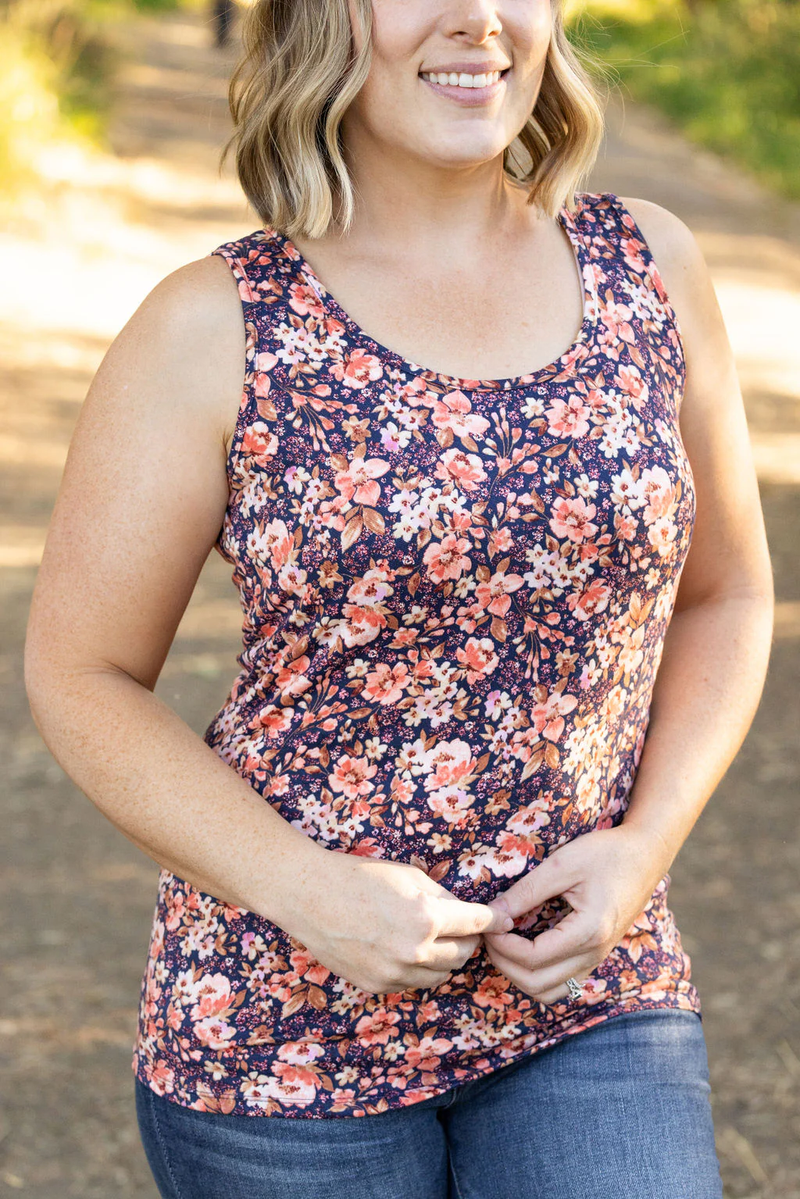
[134,1008,723,1198]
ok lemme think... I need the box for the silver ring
[565,976,583,1001]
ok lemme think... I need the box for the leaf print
[341,513,363,550]
[133,192,701,1120]
[362,507,386,535]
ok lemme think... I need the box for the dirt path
[1,12,798,1196]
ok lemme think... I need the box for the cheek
[355,3,428,116]
[511,0,553,64]
[370,0,430,61]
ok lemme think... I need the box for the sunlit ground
[2,11,798,601]
[1,10,799,1196]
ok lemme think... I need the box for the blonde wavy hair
[221,0,609,239]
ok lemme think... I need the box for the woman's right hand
[287,850,515,996]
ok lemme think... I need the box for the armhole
[607,193,688,397]
[209,242,259,562]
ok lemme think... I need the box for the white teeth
[421,70,503,89]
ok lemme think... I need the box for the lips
[419,68,511,104]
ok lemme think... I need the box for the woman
[24,0,773,1195]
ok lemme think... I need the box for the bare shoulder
[616,194,698,255]
[102,251,246,450]
[141,252,242,328]
[616,195,709,318]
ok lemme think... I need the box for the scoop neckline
[264,195,599,393]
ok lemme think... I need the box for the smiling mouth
[419,67,511,90]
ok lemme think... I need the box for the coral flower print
[335,455,390,506]
[546,395,591,439]
[549,496,598,543]
[423,533,472,583]
[133,193,701,1120]
[456,636,500,683]
[432,390,492,439]
[436,447,488,491]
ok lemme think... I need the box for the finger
[488,855,575,921]
[423,934,483,973]
[437,897,514,937]
[525,965,594,1006]
[485,943,595,1003]
[484,908,595,971]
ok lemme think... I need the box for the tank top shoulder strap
[210,230,278,303]
[594,193,682,322]
[581,191,686,376]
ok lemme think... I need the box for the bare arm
[483,200,774,1003]
[23,255,326,924]
[24,254,508,993]
[617,197,774,872]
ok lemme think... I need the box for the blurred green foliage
[567,0,800,200]
[3,0,799,205]
[0,0,183,195]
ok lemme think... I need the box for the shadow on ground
[1,12,798,1197]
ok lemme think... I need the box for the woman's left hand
[483,825,672,1005]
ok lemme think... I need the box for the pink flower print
[378,422,408,453]
[241,422,278,464]
[330,754,378,799]
[338,601,388,646]
[260,1063,319,1107]
[489,831,533,871]
[287,278,326,319]
[530,690,578,741]
[423,533,472,583]
[473,973,515,1012]
[545,395,591,439]
[349,836,387,858]
[426,784,474,825]
[409,654,436,684]
[147,1063,176,1096]
[509,725,545,765]
[335,456,391,506]
[405,1036,454,1071]
[435,447,487,492]
[194,1015,238,1049]
[639,466,675,525]
[250,703,294,739]
[456,636,499,684]
[164,891,186,932]
[647,517,678,557]
[474,567,525,617]
[488,525,515,556]
[549,496,598,543]
[254,349,279,373]
[568,579,611,621]
[505,801,551,843]
[603,299,636,344]
[330,347,384,389]
[348,568,394,605]
[355,1007,403,1046]
[422,739,475,790]
[620,234,648,277]
[276,563,309,599]
[189,973,234,1021]
[277,1040,326,1066]
[253,373,273,402]
[616,363,649,411]
[431,390,491,439]
[263,518,293,571]
[363,661,411,704]
[274,654,312,697]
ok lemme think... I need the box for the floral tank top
[132,190,701,1117]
